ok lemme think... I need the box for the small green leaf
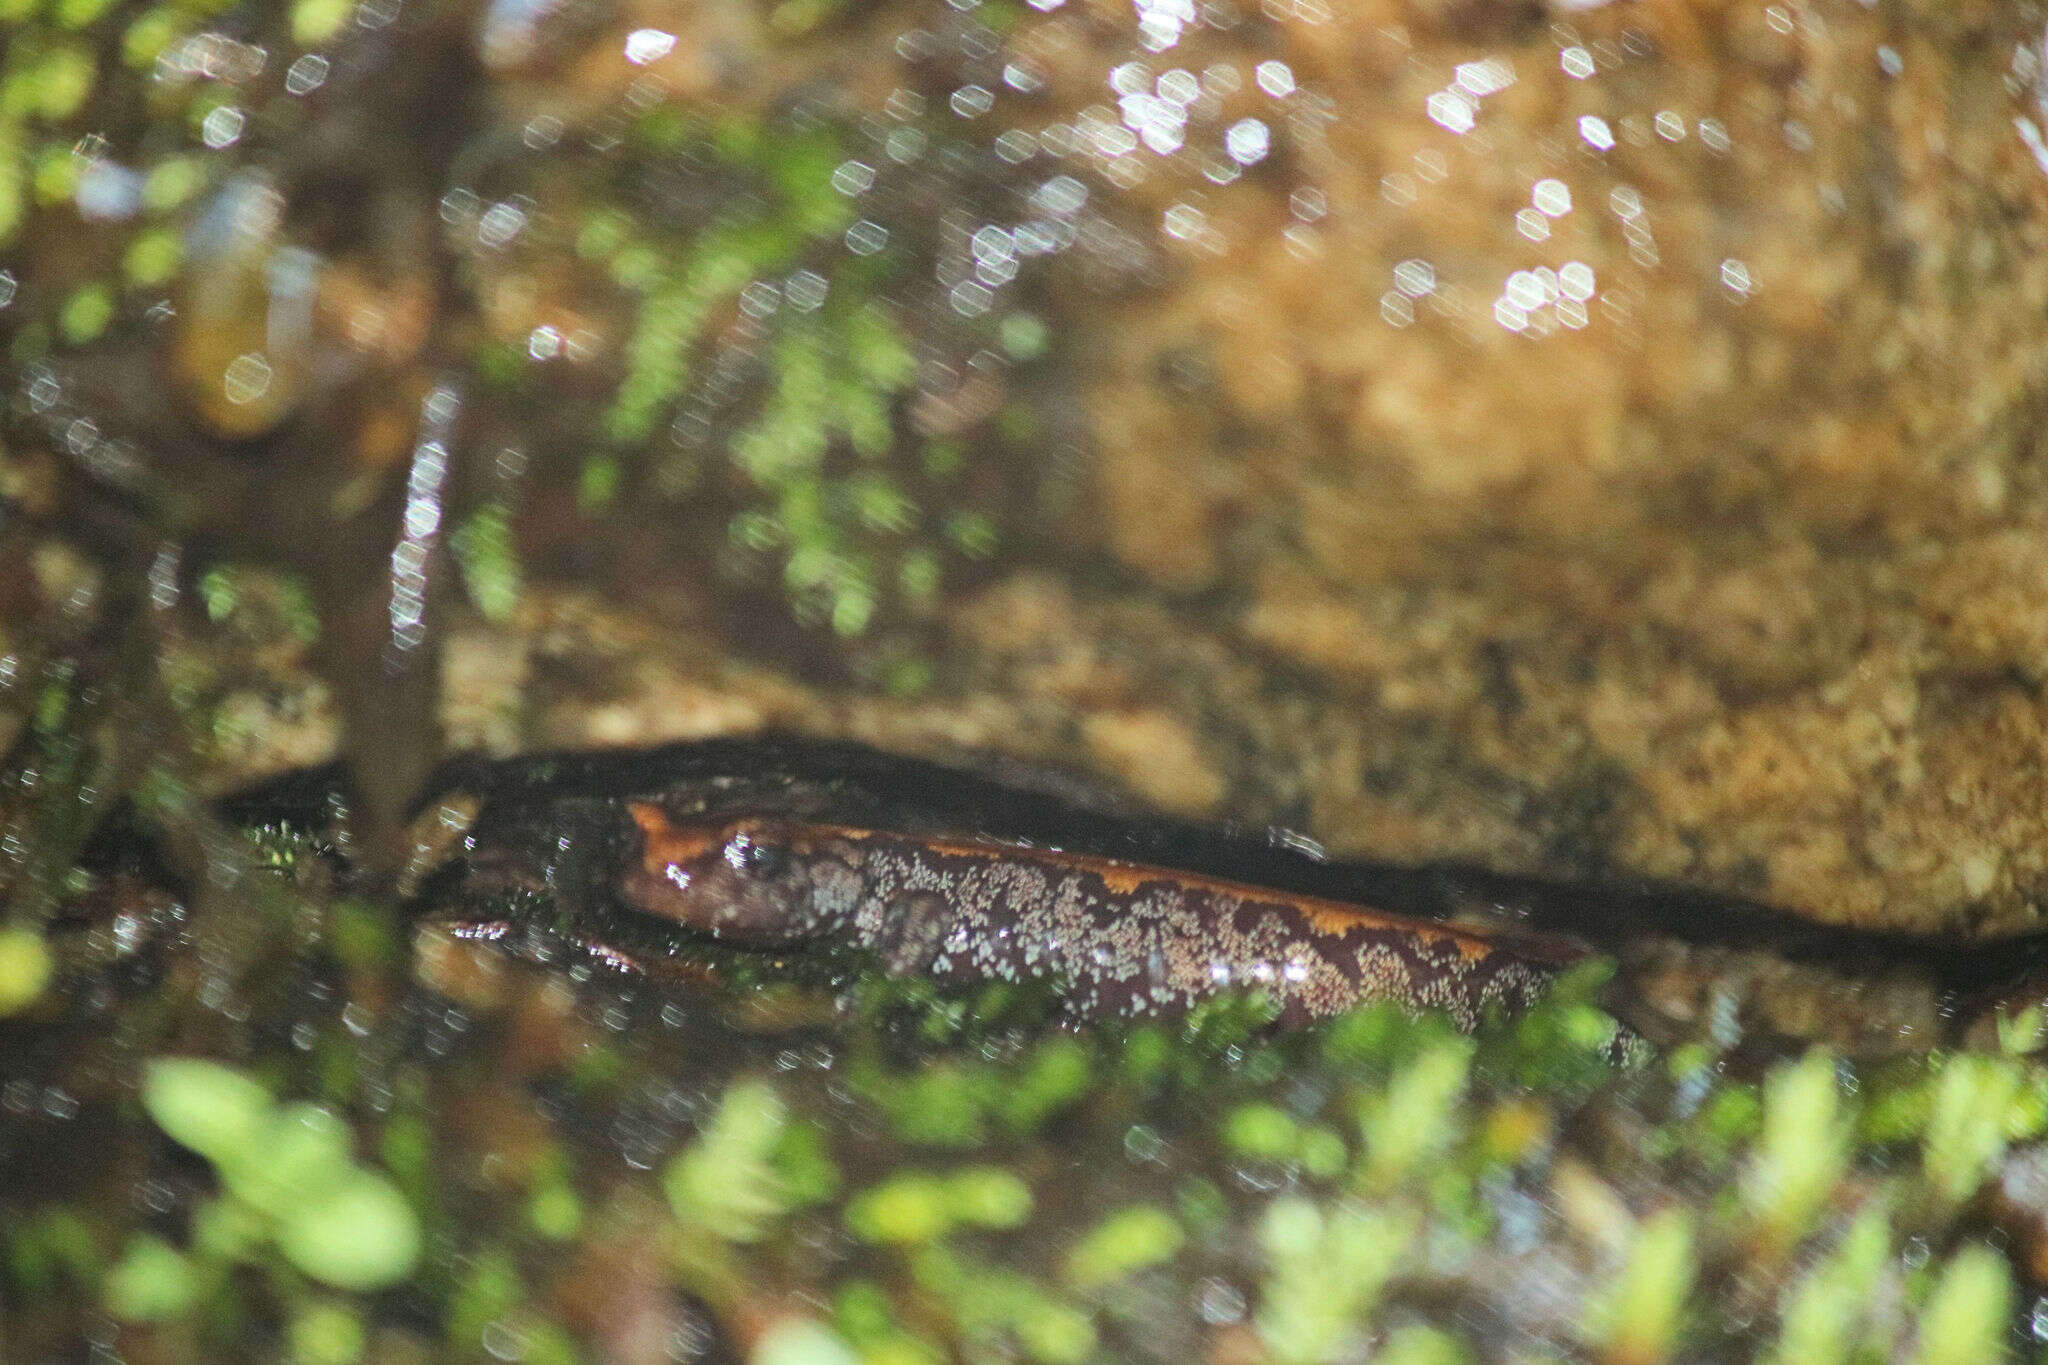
[103,1234,197,1322]
[665,1077,792,1242]
[142,1058,275,1167]
[276,1170,423,1290]
[1061,1206,1184,1290]
[845,1175,951,1246]
[289,1299,367,1365]
[1586,1208,1695,1365]
[224,1102,356,1215]
[1912,1244,2012,1365]
[192,1196,268,1262]
[0,927,54,1015]
[942,1168,1032,1230]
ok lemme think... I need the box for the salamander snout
[620,808,813,941]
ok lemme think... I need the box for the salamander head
[620,808,818,941]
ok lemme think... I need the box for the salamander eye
[724,831,789,879]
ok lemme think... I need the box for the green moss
[232,1102,357,1216]
[774,1117,842,1207]
[9,1208,104,1297]
[122,227,183,288]
[576,455,619,511]
[451,504,522,624]
[1910,1245,2012,1365]
[910,1247,1095,1364]
[664,1077,795,1243]
[942,1168,1033,1230]
[139,1058,422,1293]
[58,282,114,345]
[1298,1125,1350,1179]
[327,899,397,972]
[290,0,352,45]
[103,1234,198,1322]
[53,0,116,30]
[191,1196,266,1263]
[998,311,1049,361]
[141,156,207,212]
[527,1178,582,1242]
[1765,1201,1890,1365]
[585,105,1029,636]
[275,1170,423,1290]
[1059,1205,1184,1290]
[1357,1037,1474,1189]
[1861,1059,1936,1144]
[865,1058,992,1147]
[1586,1207,1695,1364]
[445,1249,521,1352]
[0,925,53,1014]
[1376,1326,1474,1365]
[1743,1050,1851,1253]
[846,1174,952,1246]
[122,8,185,67]
[766,0,846,38]
[143,1058,275,1166]
[287,1300,367,1365]
[1922,1054,2022,1204]
[0,136,21,245]
[1255,1199,1416,1363]
[997,1036,1093,1133]
[22,44,96,122]
[1223,1101,1299,1162]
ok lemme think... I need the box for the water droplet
[200,105,245,150]
[1427,89,1476,134]
[221,353,272,406]
[1224,117,1269,165]
[623,28,676,64]
[1255,60,1295,97]
[284,53,328,95]
[832,160,876,195]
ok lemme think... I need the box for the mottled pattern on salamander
[620,808,1589,1028]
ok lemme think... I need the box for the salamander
[615,805,1593,1028]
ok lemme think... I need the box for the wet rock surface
[9,0,2048,1357]
[13,0,2044,937]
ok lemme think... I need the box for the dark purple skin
[619,808,1590,1027]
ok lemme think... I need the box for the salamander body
[618,806,1590,1027]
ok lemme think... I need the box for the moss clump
[1586,1208,1696,1365]
[134,1059,422,1298]
[1059,1204,1184,1290]
[12,762,2048,1363]
[1742,1049,1853,1256]
[1922,1053,2025,1205]
[102,1233,200,1323]
[1765,1202,1891,1365]
[1255,1199,1417,1362]
[547,87,1051,642]
[1911,1244,2013,1365]
[0,924,53,1014]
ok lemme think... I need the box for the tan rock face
[47,0,2048,939]
[426,0,2048,936]
[988,0,2048,932]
